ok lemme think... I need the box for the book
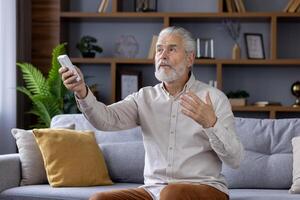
[98,0,107,13]
[147,35,158,59]
[103,0,110,13]
[297,3,300,12]
[234,0,241,12]
[288,0,300,12]
[226,0,233,12]
[238,0,246,12]
[284,0,296,12]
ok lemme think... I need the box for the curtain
[0,0,17,154]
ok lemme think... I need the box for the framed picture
[244,33,265,59]
[118,70,142,100]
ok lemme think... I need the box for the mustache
[157,60,173,69]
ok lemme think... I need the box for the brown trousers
[89,184,229,200]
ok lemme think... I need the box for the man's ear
[187,52,195,67]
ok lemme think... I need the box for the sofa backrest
[51,114,143,144]
[51,114,300,188]
[222,117,300,189]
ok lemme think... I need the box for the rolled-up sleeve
[204,92,244,169]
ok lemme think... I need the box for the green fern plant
[17,43,74,128]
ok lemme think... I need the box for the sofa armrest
[0,154,20,193]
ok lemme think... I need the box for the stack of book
[225,0,246,13]
[284,0,300,12]
[98,0,110,13]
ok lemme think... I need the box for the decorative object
[196,38,214,59]
[33,128,113,187]
[76,35,103,58]
[244,33,265,59]
[17,43,77,128]
[291,81,300,107]
[114,35,139,58]
[135,0,157,12]
[223,19,241,59]
[226,90,249,106]
[119,70,141,100]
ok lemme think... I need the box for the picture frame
[244,33,265,59]
[118,70,142,100]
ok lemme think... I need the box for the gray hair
[158,26,196,56]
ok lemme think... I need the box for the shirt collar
[160,72,196,97]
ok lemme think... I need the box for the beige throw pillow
[33,128,113,187]
[11,128,48,185]
[290,136,300,193]
[11,124,75,185]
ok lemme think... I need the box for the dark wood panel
[31,0,60,74]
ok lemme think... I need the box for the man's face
[154,33,190,83]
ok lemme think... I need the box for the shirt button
[169,147,173,150]
[172,115,176,118]
[170,131,174,134]
[168,164,171,167]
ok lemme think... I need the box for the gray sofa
[1,114,300,200]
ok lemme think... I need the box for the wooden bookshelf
[31,0,300,118]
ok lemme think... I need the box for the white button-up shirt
[76,74,243,200]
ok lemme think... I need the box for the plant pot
[229,98,246,106]
[81,52,95,58]
[232,43,241,60]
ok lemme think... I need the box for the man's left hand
[180,91,217,128]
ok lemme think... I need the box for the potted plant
[76,35,103,58]
[17,43,77,128]
[226,90,249,106]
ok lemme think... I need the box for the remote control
[57,55,81,82]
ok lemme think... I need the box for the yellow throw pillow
[33,128,113,187]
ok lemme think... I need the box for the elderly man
[59,26,243,200]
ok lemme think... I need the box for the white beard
[155,60,187,83]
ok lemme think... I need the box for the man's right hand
[59,66,87,99]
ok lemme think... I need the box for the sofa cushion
[11,124,74,186]
[222,118,300,189]
[33,128,113,187]
[0,183,141,200]
[100,142,145,184]
[290,136,300,193]
[229,189,300,200]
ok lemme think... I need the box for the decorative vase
[232,43,241,60]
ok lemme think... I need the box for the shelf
[71,58,154,64]
[60,12,300,23]
[60,12,165,23]
[232,106,300,112]
[60,12,300,19]
[232,106,300,118]
[71,57,300,65]
[219,59,300,65]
